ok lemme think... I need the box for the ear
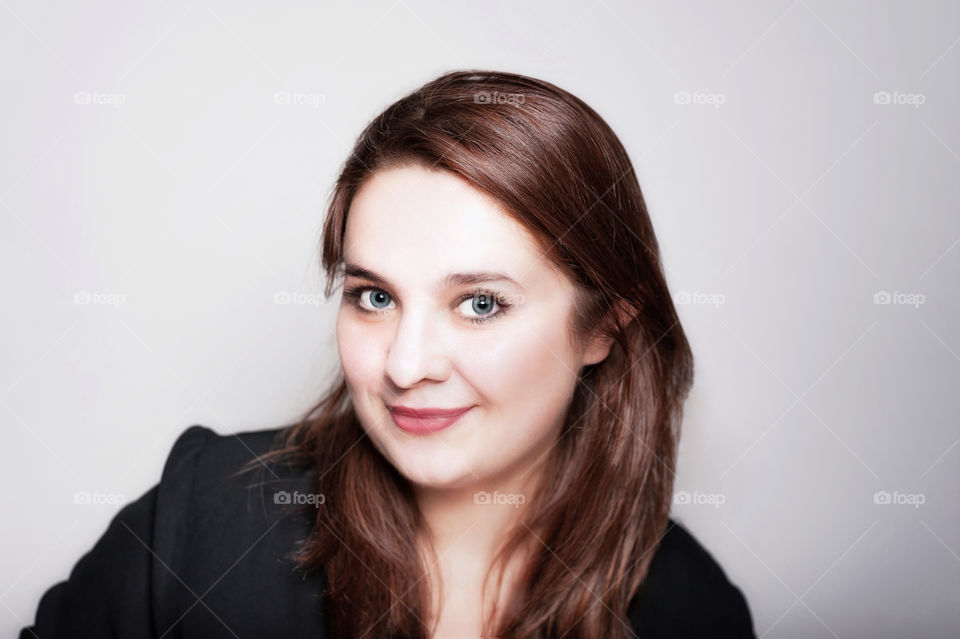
[582,332,615,366]
[580,300,633,366]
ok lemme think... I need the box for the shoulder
[160,423,286,482]
[153,423,308,552]
[150,424,326,632]
[156,423,293,507]
[628,518,756,638]
[22,423,327,638]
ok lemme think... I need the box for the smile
[388,405,473,434]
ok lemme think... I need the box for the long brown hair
[254,69,694,638]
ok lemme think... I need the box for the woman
[22,70,755,638]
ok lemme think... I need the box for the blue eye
[342,285,511,325]
[344,287,394,312]
[456,291,502,323]
[365,289,393,310]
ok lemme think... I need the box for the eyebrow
[343,262,524,290]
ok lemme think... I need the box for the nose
[383,306,450,389]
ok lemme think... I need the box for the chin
[391,449,477,491]
[361,414,483,491]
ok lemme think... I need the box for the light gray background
[2,1,958,637]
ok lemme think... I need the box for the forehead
[343,165,551,279]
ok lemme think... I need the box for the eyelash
[342,284,511,325]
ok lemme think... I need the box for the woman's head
[273,69,695,638]
[336,163,615,492]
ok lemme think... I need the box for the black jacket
[21,424,756,638]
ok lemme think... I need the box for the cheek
[457,315,579,417]
[336,312,381,387]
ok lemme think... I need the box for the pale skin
[335,164,613,638]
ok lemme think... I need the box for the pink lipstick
[389,405,473,434]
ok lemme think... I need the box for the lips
[389,405,472,418]
[388,405,473,434]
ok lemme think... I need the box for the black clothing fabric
[20,424,756,638]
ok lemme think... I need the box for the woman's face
[336,164,612,492]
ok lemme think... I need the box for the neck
[413,467,544,634]
[412,455,547,580]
